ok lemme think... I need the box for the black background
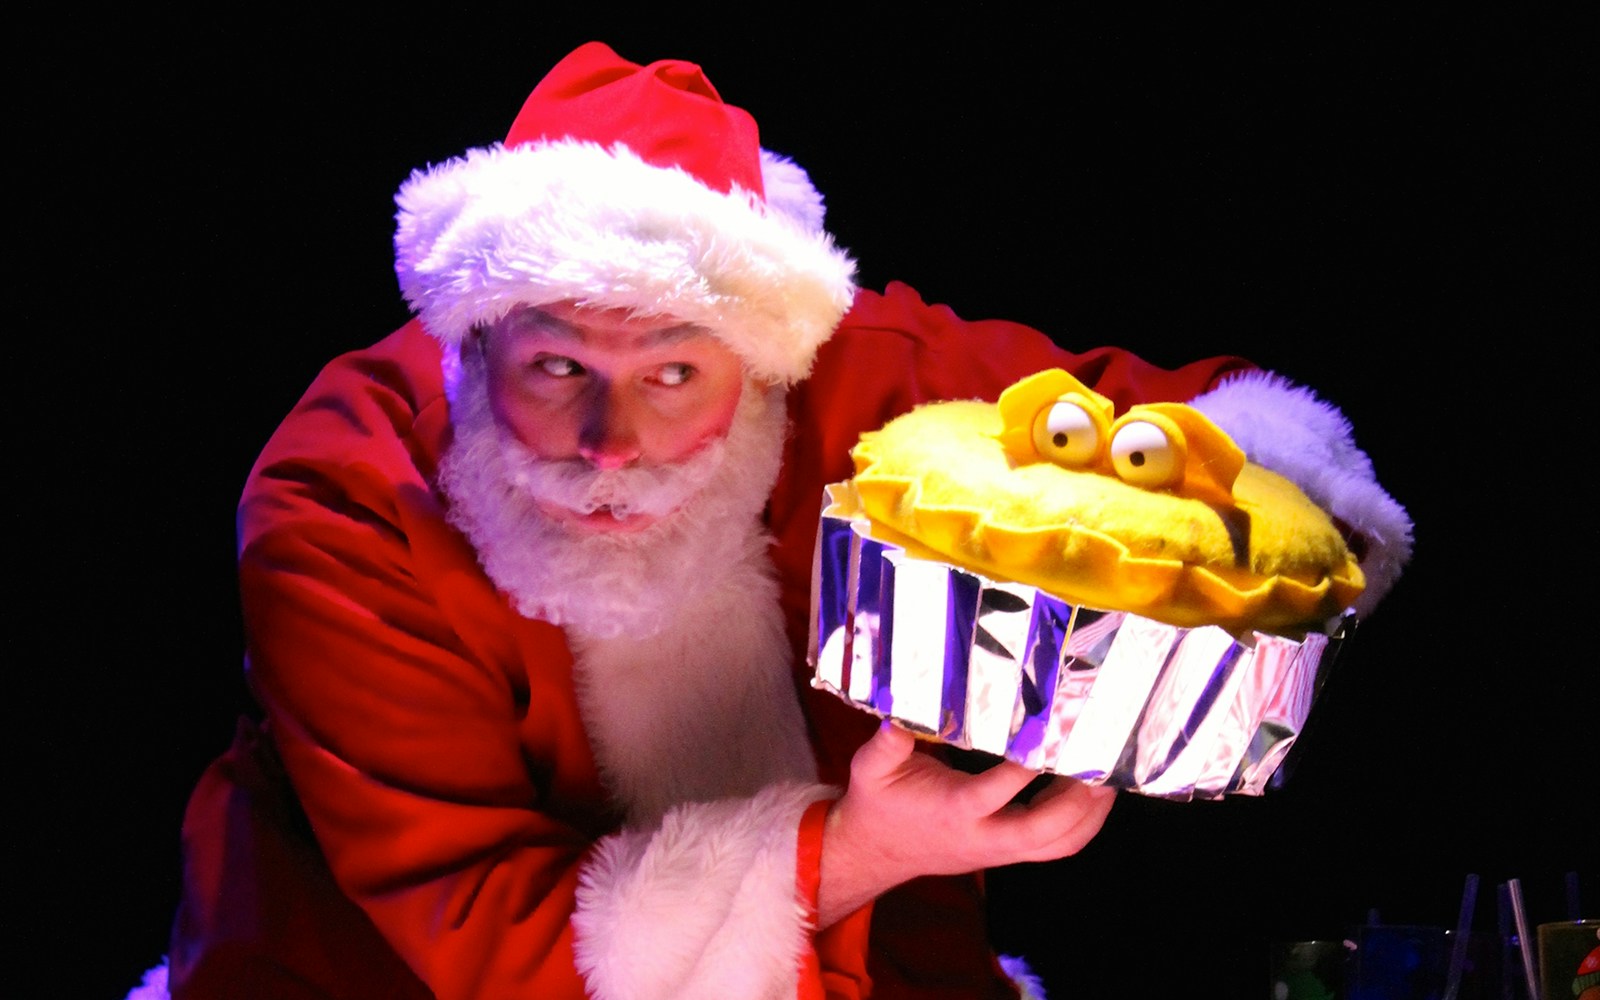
[18,9,1594,998]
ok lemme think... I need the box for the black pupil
[1052,432,1068,447]
[1129,452,1145,467]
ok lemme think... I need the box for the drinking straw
[1442,873,1480,1000]
[1567,870,1581,920]
[1507,878,1540,1000]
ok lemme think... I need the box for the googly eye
[1109,419,1184,488]
[1031,400,1103,467]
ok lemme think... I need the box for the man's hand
[815,721,1116,928]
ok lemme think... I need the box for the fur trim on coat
[574,782,836,1000]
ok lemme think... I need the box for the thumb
[850,719,917,782]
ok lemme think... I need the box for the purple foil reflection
[808,501,1348,800]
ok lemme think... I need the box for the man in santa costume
[136,40,1411,1000]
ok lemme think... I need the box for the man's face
[473,301,747,533]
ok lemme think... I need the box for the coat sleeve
[777,282,1407,628]
[232,328,865,1000]
[235,338,599,998]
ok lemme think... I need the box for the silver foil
[808,500,1351,800]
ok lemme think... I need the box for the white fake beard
[437,347,789,640]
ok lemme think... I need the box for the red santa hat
[393,41,858,384]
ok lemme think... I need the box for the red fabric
[797,798,875,1000]
[504,41,765,198]
[169,281,1252,999]
[168,718,436,999]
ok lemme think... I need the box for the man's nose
[577,383,643,470]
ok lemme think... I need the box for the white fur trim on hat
[1190,370,1414,620]
[394,139,857,384]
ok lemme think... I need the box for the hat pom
[1190,370,1414,619]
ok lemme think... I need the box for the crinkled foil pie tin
[808,487,1352,801]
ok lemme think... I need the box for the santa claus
[128,40,1411,1000]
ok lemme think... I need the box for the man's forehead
[499,302,711,348]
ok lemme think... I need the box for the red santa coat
[167,281,1252,1000]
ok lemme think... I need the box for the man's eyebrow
[516,308,584,341]
[522,308,710,347]
[642,322,710,346]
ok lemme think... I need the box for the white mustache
[503,437,728,520]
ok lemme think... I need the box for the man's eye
[534,356,583,377]
[656,363,694,387]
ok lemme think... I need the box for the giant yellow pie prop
[834,369,1364,633]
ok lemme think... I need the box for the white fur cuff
[573,782,837,1000]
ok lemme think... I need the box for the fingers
[847,724,1116,862]
[849,720,917,785]
[1023,772,1103,810]
[959,757,1051,816]
[999,779,1117,861]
